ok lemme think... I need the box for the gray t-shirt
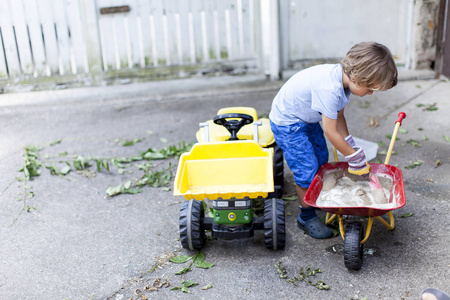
[269,64,350,126]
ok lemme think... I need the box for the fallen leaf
[121,138,142,146]
[405,160,423,169]
[201,284,213,290]
[407,139,421,147]
[369,117,379,127]
[400,212,414,218]
[386,134,400,141]
[170,255,193,264]
[435,160,442,168]
[49,139,63,146]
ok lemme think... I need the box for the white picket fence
[0,0,261,86]
[97,0,257,70]
[0,0,94,80]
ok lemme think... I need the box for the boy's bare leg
[296,185,309,208]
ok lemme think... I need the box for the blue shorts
[270,121,329,188]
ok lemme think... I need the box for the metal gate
[278,0,413,70]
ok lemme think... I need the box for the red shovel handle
[396,112,406,125]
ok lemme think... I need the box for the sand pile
[316,170,394,208]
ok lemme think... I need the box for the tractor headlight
[234,200,247,207]
[216,201,228,208]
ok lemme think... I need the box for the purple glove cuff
[345,134,356,148]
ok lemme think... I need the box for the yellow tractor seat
[195,107,275,147]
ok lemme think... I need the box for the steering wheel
[213,113,253,140]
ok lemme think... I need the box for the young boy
[269,42,398,239]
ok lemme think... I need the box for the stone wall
[414,0,441,69]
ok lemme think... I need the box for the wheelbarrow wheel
[179,200,205,250]
[264,198,286,250]
[344,222,364,270]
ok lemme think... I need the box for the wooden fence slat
[164,0,181,65]
[52,0,72,75]
[22,0,48,77]
[0,27,8,78]
[0,2,21,77]
[211,0,221,61]
[79,0,102,77]
[216,0,230,60]
[37,0,60,75]
[199,1,209,61]
[66,0,89,74]
[111,0,129,69]
[149,9,158,66]
[241,0,254,58]
[134,0,153,67]
[9,0,34,75]
[123,0,141,68]
[228,0,240,60]
[203,0,217,61]
[236,0,244,57]
[176,0,191,65]
[174,8,182,64]
[190,0,204,63]
[151,0,167,66]
[97,0,115,71]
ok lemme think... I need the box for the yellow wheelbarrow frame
[327,112,406,245]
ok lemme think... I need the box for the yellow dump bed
[174,140,274,200]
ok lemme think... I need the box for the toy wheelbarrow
[304,112,407,270]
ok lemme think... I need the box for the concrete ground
[0,70,449,300]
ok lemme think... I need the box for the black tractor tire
[272,143,284,189]
[264,198,286,250]
[179,200,206,250]
[343,222,365,270]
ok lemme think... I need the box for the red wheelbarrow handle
[396,112,406,125]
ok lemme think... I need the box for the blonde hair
[342,42,398,91]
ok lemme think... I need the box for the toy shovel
[368,173,387,203]
[369,112,407,203]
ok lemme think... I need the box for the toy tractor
[173,107,286,250]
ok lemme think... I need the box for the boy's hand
[345,146,371,175]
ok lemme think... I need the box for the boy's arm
[322,114,354,156]
[323,113,371,175]
[336,109,350,138]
